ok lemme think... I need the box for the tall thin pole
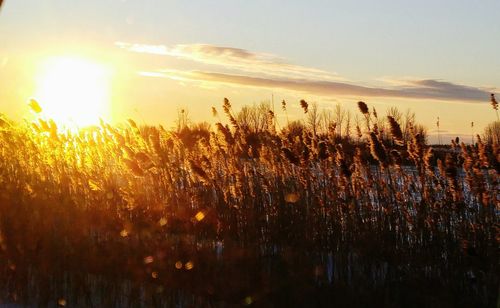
[437,117,441,145]
[471,121,474,144]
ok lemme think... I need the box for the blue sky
[0,0,499,139]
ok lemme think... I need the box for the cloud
[402,79,492,101]
[140,69,495,102]
[116,42,341,81]
[118,41,496,102]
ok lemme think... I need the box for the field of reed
[0,99,498,307]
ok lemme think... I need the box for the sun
[34,56,113,127]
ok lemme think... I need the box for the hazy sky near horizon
[0,0,499,140]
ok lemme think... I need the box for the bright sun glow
[35,56,112,127]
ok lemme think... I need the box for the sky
[0,0,499,142]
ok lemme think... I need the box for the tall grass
[0,99,498,307]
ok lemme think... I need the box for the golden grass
[0,99,498,306]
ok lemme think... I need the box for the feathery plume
[357,101,369,115]
[28,98,42,113]
[127,119,138,129]
[491,93,498,111]
[387,116,404,146]
[491,94,499,120]
[369,132,387,166]
[300,99,308,113]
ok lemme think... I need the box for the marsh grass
[0,100,498,307]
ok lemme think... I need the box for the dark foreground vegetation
[0,99,498,307]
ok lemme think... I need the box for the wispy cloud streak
[116,42,340,81]
[118,42,496,102]
[140,70,494,102]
